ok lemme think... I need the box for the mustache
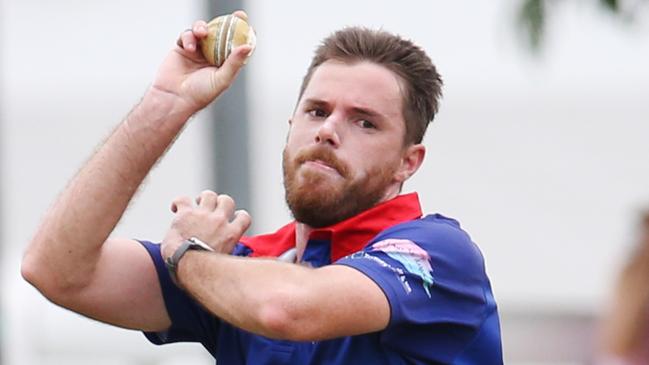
[294,147,349,177]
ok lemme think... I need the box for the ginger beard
[283,146,398,228]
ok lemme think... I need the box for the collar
[240,192,422,262]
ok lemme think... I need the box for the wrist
[165,237,214,285]
[130,87,196,131]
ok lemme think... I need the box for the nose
[314,117,341,147]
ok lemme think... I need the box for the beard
[282,145,397,228]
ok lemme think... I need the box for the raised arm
[20,14,253,331]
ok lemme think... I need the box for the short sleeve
[138,240,221,356]
[335,216,499,363]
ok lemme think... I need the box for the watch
[165,237,214,285]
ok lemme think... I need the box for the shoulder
[339,214,496,329]
[372,214,485,268]
[377,213,469,242]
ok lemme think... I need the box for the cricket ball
[200,14,256,67]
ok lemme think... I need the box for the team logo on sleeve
[370,239,434,298]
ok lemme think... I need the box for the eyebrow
[302,98,387,121]
[350,106,383,120]
[302,98,328,109]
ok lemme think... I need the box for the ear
[285,119,293,143]
[394,144,425,183]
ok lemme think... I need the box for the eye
[308,108,328,118]
[358,119,377,129]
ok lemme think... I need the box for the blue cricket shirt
[140,193,503,364]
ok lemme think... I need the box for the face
[283,60,414,228]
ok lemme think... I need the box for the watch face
[187,237,215,252]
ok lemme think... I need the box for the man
[22,10,503,364]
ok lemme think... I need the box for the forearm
[23,88,193,291]
[177,251,315,339]
[175,251,390,341]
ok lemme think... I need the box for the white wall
[1,0,649,364]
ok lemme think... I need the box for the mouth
[302,159,341,176]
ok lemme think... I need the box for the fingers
[191,20,208,36]
[171,195,193,213]
[195,191,235,217]
[176,12,246,52]
[232,10,248,21]
[216,194,235,216]
[167,192,251,254]
[196,190,218,210]
[176,21,208,52]
[231,209,252,233]
[177,29,196,52]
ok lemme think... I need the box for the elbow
[257,293,315,342]
[21,233,54,291]
[20,254,38,287]
[21,251,53,296]
[257,301,292,339]
[21,249,77,303]
[21,249,46,288]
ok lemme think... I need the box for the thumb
[213,45,253,88]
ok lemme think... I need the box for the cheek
[284,129,304,152]
[346,154,376,179]
[286,126,313,150]
[353,149,401,176]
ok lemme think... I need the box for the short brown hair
[298,27,443,145]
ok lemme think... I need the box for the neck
[294,186,401,262]
[294,223,313,262]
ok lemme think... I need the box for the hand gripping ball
[200,14,256,67]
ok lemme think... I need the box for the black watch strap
[165,237,214,285]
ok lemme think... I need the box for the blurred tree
[517,0,646,52]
